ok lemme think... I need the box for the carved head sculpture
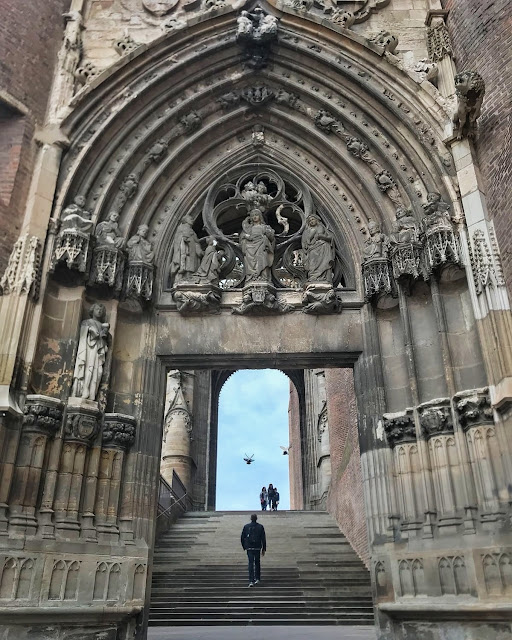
[256,182,268,194]
[250,210,263,224]
[74,195,86,208]
[368,220,381,236]
[454,70,485,99]
[108,211,120,222]
[90,302,107,322]
[138,224,149,238]
[307,214,320,227]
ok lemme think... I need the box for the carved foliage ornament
[455,388,493,432]
[419,401,453,439]
[383,412,416,447]
[23,396,64,437]
[102,414,137,450]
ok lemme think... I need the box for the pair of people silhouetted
[267,484,280,510]
[241,514,266,587]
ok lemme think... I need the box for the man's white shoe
[254,579,260,584]
[248,582,254,587]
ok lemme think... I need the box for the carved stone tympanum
[71,304,110,401]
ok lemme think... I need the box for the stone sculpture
[453,71,485,139]
[127,224,155,264]
[126,225,155,300]
[146,139,169,164]
[421,193,461,274]
[52,195,93,273]
[392,207,419,243]
[95,212,125,249]
[301,215,335,284]
[363,221,388,259]
[302,287,340,314]
[91,212,125,291]
[174,289,221,313]
[362,221,392,299]
[232,286,292,315]
[370,31,398,53]
[240,210,275,283]
[195,238,225,285]
[170,216,203,284]
[71,304,110,401]
[236,8,278,69]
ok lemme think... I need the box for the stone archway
[0,3,511,640]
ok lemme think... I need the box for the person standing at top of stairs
[272,488,280,511]
[241,514,266,587]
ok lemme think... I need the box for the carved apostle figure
[170,215,203,284]
[237,11,253,37]
[60,195,93,233]
[301,214,335,283]
[71,303,110,401]
[127,224,155,264]
[95,211,124,249]
[240,210,275,282]
[363,220,388,259]
[422,192,452,228]
[195,237,225,285]
[393,206,419,243]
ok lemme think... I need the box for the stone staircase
[149,510,374,626]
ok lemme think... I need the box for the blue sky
[216,369,291,511]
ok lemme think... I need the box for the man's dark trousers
[247,549,261,583]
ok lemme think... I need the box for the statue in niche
[195,238,225,285]
[363,220,388,260]
[390,206,419,243]
[301,215,335,283]
[170,216,203,284]
[127,224,155,264]
[422,192,452,228]
[71,303,110,401]
[94,212,125,249]
[239,210,275,283]
[60,195,93,233]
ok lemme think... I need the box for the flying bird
[243,453,254,465]
[280,445,292,456]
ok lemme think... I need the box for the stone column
[161,372,193,491]
[8,396,63,536]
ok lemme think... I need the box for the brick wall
[0,0,67,272]
[325,369,370,567]
[442,0,512,296]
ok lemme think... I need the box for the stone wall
[0,0,66,272]
[288,381,303,510]
[442,0,512,295]
[325,368,369,567]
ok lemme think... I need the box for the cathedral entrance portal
[0,4,511,639]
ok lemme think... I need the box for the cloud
[216,370,291,511]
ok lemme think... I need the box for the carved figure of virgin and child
[71,303,110,401]
[301,214,335,283]
[240,209,275,283]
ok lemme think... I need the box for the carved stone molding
[469,228,500,294]
[102,413,137,451]
[455,388,493,432]
[23,395,64,437]
[173,284,222,314]
[0,235,41,299]
[64,400,101,446]
[114,34,141,56]
[383,410,416,447]
[418,399,453,439]
[232,282,293,315]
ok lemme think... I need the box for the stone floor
[147,626,377,640]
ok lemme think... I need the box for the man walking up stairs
[241,513,266,587]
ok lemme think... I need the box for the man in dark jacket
[241,514,266,587]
